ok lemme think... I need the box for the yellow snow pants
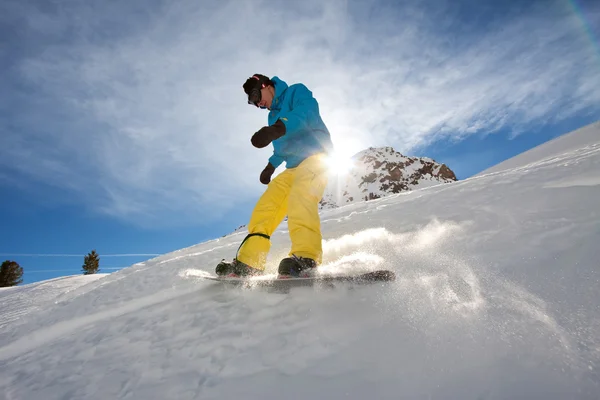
[237,153,328,270]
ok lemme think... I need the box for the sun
[324,151,355,175]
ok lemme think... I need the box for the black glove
[251,119,286,148]
[260,163,275,185]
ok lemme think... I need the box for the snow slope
[476,121,600,175]
[0,274,107,329]
[1,123,599,399]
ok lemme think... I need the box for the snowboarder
[216,74,333,278]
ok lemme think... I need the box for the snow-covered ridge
[477,121,600,176]
[321,146,457,208]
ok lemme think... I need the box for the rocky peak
[320,147,457,209]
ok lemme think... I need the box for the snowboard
[202,270,396,289]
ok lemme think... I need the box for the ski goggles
[247,75,265,107]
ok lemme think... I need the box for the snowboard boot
[278,255,318,278]
[215,258,262,278]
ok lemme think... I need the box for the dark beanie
[243,74,273,95]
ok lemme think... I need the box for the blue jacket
[266,77,333,169]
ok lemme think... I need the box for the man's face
[257,86,274,109]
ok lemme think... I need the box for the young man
[216,74,333,278]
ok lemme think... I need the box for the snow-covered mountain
[1,122,599,399]
[321,146,457,208]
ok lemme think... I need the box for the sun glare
[325,152,355,175]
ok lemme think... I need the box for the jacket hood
[271,76,289,104]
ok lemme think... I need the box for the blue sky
[1,0,599,284]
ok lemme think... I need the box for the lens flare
[325,152,355,175]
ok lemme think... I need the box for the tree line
[0,250,101,287]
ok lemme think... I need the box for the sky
[1,0,599,284]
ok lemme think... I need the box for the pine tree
[0,260,24,287]
[82,250,100,275]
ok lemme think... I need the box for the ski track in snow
[1,124,600,399]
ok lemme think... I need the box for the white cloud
[1,0,599,226]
